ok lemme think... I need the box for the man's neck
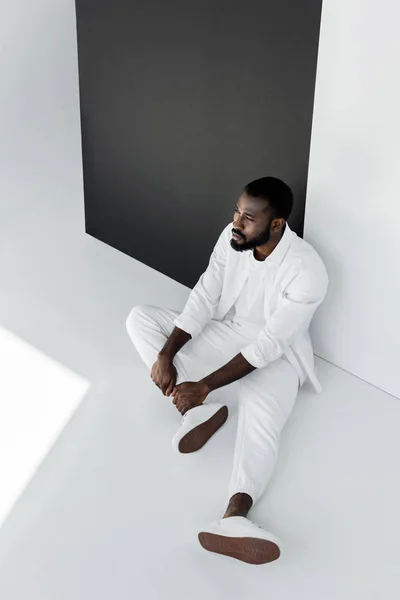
[254,223,286,261]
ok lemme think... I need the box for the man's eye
[234,208,253,221]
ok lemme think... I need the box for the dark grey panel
[75,0,322,288]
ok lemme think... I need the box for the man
[126,176,328,565]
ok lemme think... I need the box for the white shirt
[174,221,329,392]
[224,245,306,385]
[225,250,267,329]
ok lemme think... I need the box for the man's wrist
[158,350,174,361]
[199,353,256,395]
[199,378,213,394]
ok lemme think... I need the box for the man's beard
[230,218,274,253]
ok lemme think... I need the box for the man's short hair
[244,176,294,221]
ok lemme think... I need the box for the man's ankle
[223,493,253,519]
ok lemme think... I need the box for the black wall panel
[75,0,322,288]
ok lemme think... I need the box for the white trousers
[126,304,300,505]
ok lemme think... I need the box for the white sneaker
[198,516,282,564]
[172,403,228,454]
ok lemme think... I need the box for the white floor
[1,3,400,597]
[0,176,400,600]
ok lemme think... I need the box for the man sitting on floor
[126,176,328,565]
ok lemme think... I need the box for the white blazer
[174,222,329,392]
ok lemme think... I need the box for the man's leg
[125,304,249,449]
[126,303,248,392]
[226,356,300,511]
[199,356,300,564]
[126,304,192,389]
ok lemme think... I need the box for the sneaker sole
[178,405,228,453]
[198,531,281,565]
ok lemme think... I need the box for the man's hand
[171,381,210,415]
[151,354,178,396]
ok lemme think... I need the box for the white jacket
[174,222,329,392]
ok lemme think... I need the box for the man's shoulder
[221,221,233,239]
[215,222,327,277]
[287,230,327,276]
[213,222,234,249]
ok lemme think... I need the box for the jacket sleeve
[240,257,329,369]
[173,224,229,339]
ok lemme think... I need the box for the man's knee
[126,303,149,336]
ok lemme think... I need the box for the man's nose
[233,216,245,231]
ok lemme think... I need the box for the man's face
[230,193,275,253]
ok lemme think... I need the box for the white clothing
[173,222,328,392]
[224,249,267,329]
[125,223,328,504]
[126,304,299,505]
[224,244,308,386]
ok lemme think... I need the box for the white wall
[0,0,84,220]
[304,0,400,398]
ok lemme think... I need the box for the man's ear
[271,218,285,233]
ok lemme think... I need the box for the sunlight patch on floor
[0,325,90,528]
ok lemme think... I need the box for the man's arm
[200,352,256,393]
[173,224,229,340]
[200,259,328,391]
[239,261,328,370]
[158,224,229,368]
[158,326,192,361]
